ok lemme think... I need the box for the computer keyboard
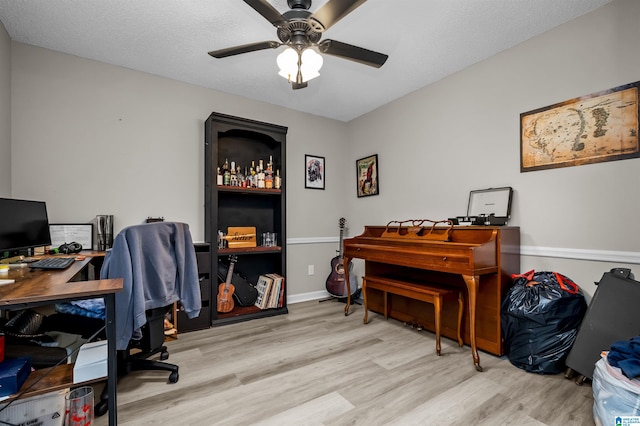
[29,257,76,270]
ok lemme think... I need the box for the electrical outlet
[308,265,314,275]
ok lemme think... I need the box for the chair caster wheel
[95,400,109,417]
[169,371,179,383]
[160,350,169,361]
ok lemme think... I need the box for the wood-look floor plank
[94,300,595,425]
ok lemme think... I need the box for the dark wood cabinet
[205,112,288,325]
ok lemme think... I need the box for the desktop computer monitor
[0,197,52,257]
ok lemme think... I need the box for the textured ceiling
[0,0,612,122]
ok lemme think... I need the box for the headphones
[58,242,83,254]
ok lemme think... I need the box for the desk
[0,254,122,426]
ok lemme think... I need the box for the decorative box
[226,227,257,248]
[0,356,32,397]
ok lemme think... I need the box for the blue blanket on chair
[58,222,201,350]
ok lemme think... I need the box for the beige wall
[6,0,640,299]
[0,21,10,196]
[10,43,348,297]
[346,0,640,297]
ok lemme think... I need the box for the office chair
[48,222,201,416]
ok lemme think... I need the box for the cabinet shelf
[217,186,281,195]
[218,246,281,256]
[7,364,105,402]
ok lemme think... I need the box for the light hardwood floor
[95,300,595,425]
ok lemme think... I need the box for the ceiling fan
[208,0,389,89]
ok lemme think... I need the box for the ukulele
[217,255,237,313]
[325,218,356,298]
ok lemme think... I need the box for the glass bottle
[250,161,257,188]
[265,157,274,189]
[244,166,250,187]
[229,161,238,186]
[236,166,245,187]
[274,169,282,189]
[257,159,265,189]
[216,167,223,186]
[223,161,231,186]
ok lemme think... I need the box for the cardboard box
[0,357,31,397]
[73,340,107,383]
[0,389,67,426]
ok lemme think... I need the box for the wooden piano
[343,224,520,371]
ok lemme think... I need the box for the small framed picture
[356,154,379,197]
[305,154,325,190]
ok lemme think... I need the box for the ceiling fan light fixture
[300,48,323,82]
[277,47,323,85]
[277,47,299,82]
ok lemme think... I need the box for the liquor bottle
[250,161,257,188]
[265,156,274,189]
[223,160,231,186]
[257,159,265,189]
[229,161,238,186]
[236,166,245,187]
[244,166,250,187]
[274,169,282,189]
[216,167,223,186]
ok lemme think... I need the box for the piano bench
[362,275,464,356]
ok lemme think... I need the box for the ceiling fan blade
[309,0,368,32]
[208,41,281,58]
[319,40,388,68]
[243,0,286,27]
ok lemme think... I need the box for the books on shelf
[254,273,285,309]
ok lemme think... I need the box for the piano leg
[462,274,483,372]
[362,276,369,324]
[434,296,442,356]
[344,256,353,316]
[457,290,464,347]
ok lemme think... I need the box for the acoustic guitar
[217,255,237,313]
[326,218,357,298]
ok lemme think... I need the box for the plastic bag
[501,270,587,374]
[593,353,640,425]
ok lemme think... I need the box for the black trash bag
[501,270,587,374]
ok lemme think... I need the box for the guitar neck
[225,261,236,284]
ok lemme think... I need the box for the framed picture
[305,154,325,189]
[520,81,640,172]
[49,223,93,250]
[356,154,379,197]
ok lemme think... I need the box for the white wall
[346,0,640,297]
[10,43,348,297]
[0,21,10,197]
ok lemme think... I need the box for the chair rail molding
[521,245,640,265]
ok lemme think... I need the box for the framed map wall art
[520,81,640,172]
